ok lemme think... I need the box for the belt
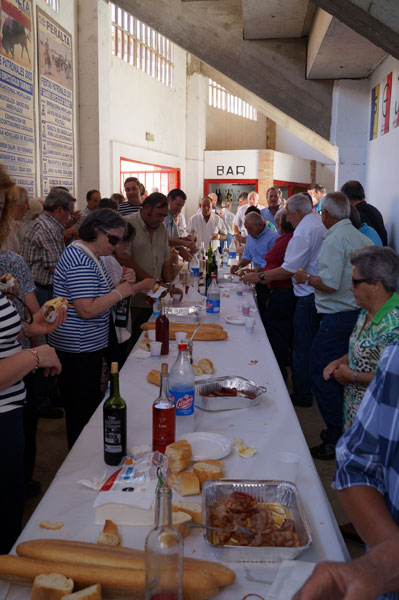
[34,282,53,290]
[270,287,293,294]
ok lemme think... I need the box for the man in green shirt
[294,192,373,460]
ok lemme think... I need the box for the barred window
[44,0,59,11]
[110,3,175,88]
[208,79,257,121]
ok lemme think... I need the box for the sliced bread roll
[31,573,74,600]
[168,457,193,474]
[197,459,224,474]
[63,584,101,600]
[197,359,214,374]
[172,501,202,524]
[165,440,192,461]
[193,463,223,487]
[172,511,192,538]
[97,519,120,546]
[192,365,204,376]
[167,472,200,496]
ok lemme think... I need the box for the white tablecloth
[3,281,348,599]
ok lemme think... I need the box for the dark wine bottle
[156,298,169,355]
[103,362,127,466]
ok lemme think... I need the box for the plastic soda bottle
[168,343,195,436]
[206,274,220,321]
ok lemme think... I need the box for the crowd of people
[1,164,399,599]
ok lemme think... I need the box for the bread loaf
[172,511,192,538]
[62,584,101,600]
[165,441,193,473]
[31,573,74,600]
[97,520,120,546]
[197,459,224,473]
[172,502,202,524]
[146,370,161,387]
[16,539,236,588]
[193,463,223,488]
[167,472,200,496]
[140,323,227,341]
[197,359,214,374]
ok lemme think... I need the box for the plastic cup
[236,282,244,296]
[175,332,187,346]
[277,451,300,483]
[244,317,255,332]
[172,294,181,306]
[242,301,250,316]
[149,341,162,358]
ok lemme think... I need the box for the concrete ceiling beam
[114,0,334,139]
[242,0,315,40]
[312,0,399,60]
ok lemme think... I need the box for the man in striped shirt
[334,341,399,598]
[117,177,142,216]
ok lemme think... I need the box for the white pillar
[185,70,206,219]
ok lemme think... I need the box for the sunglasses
[351,277,374,287]
[98,227,123,246]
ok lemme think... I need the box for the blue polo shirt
[243,226,278,269]
[260,206,279,230]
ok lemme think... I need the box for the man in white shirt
[244,193,325,407]
[187,196,227,251]
[233,191,265,239]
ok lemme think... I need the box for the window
[44,0,59,11]
[120,159,180,196]
[208,79,257,121]
[110,3,175,88]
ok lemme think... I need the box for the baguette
[16,539,235,588]
[172,501,202,524]
[196,459,224,473]
[168,457,193,474]
[165,440,192,460]
[172,511,192,538]
[0,554,218,600]
[193,463,223,487]
[140,323,227,341]
[167,472,200,496]
[146,369,161,387]
[31,572,74,600]
[197,359,214,374]
[97,520,120,546]
[63,584,101,600]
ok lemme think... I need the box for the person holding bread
[48,209,155,448]
[0,289,65,554]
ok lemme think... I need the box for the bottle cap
[161,363,168,375]
[111,362,118,374]
[178,343,188,351]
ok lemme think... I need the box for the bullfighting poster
[392,69,399,129]
[37,7,74,195]
[0,0,35,195]
[379,71,392,136]
[369,83,379,141]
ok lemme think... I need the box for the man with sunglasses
[294,192,373,460]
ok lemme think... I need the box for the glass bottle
[205,241,216,295]
[103,362,127,466]
[145,487,183,600]
[153,363,175,454]
[156,298,169,355]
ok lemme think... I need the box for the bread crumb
[249,359,258,365]
[39,520,64,530]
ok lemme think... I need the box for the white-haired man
[187,196,227,251]
[244,193,325,407]
[294,192,372,460]
[233,191,265,239]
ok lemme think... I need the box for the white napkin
[185,286,205,303]
[266,560,316,599]
[93,478,157,510]
[131,348,151,359]
[147,285,168,299]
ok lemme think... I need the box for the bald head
[247,191,259,207]
[244,211,265,238]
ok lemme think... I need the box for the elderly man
[118,192,180,346]
[187,196,227,251]
[22,187,76,306]
[233,191,265,239]
[76,189,101,229]
[118,177,142,216]
[294,192,372,459]
[244,193,326,407]
[261,186,283,229]
[164,188,196,259]
[341,180,387,245]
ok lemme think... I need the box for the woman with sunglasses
[323,246,399,431]
[49,208,155,448]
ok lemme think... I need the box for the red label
[176,394,193,410]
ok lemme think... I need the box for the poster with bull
[37,7,74,195]
[0,0,35,195]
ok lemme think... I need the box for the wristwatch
[305,273,311,286]
[258,272,265,281]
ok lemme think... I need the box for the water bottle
[153,298,161,319]
[190,253,199,290]
[206,274,220,322]
[228,240,236,266]
[169,343,195,435]
[223,246,229,267]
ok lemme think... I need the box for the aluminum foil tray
[164,305,201,322]
[202,479,312,562]
[195,376,266,411]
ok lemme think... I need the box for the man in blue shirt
[231,212,277,323]
[261,186,283,230]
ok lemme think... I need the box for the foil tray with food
[164,304,201,322]
[202,480,312,562]
[195,376,266,411]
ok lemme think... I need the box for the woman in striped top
[49,209,154,448]
[0,290,63,553]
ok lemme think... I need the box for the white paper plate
[176,432,232,460]
[225,315,246,325]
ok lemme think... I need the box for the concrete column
[185,67,206,219]
[258,150,274,203]
[330,79,369,189]
[77,0,110,205]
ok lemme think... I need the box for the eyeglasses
[63,207,75,219]
[351,277,374,287]
[98,227,123,246]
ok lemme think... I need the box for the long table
[3,282,348,599]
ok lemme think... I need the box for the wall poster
[392,70,399,129]
[0,0,35,195]
[37,7,73,195]
[369,83,379,141]
[379,72,392,136]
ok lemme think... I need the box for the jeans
[292,294,321,404]
[264,289,297,380]
[310,310,360,445]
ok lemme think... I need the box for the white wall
[365,55,399,249]
[273,150,334,190]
